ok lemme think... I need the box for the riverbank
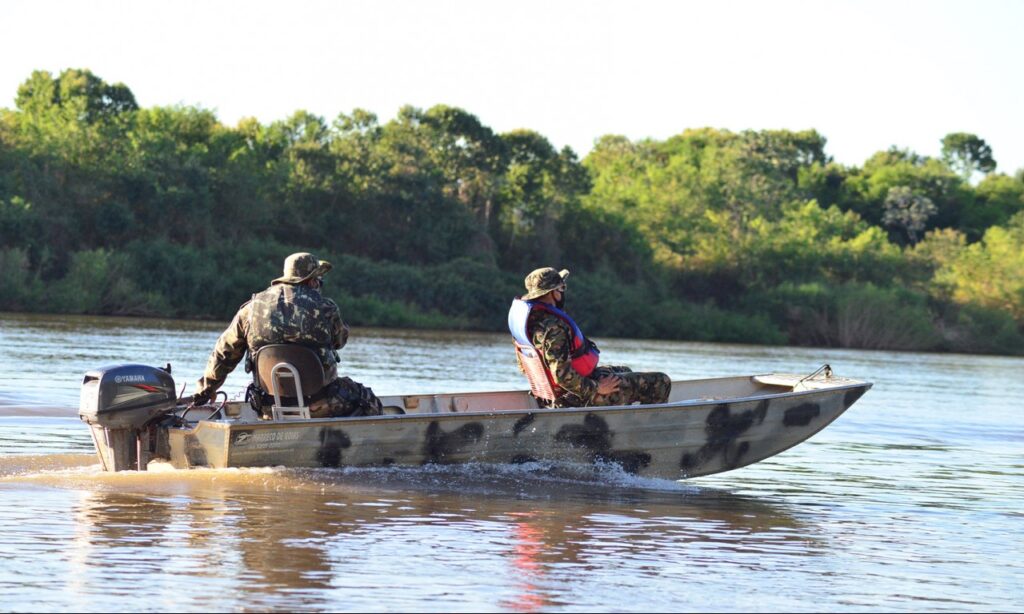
[3,75,1023,358]
[3,244,1023,360]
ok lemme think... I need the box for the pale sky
[3,0,1022,173]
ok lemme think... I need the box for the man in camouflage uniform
[518,267,671,408]
[192,252,383,418]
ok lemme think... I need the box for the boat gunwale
[173,379,873,433]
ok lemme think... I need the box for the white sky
[2,0,1022,172]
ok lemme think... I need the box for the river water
[0,312,1021,612]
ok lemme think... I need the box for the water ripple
[1,314,1023,611]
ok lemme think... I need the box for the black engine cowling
[79,364,177,430]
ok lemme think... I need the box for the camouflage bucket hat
[522,267,569,301]
[272,252,333,285]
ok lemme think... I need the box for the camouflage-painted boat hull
[161,373,871,480]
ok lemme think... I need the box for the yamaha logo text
[114,374,146,384]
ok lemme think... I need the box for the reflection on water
[3,461,812,612]
[1,312,1023,611]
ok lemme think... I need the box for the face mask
[555,290,566,310]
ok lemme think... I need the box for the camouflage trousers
[555,366,672,408]
[310,376,383,418]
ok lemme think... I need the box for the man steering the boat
[508,267,671,408]
[190,252,383,418]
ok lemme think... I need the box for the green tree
[496,129,590,269]
[844,147,971,235]
[907,227,966,294]
[16,68,137,121]
[962,172,1024,234]
[941,132,996,181]
[936,211,1024,322]
[123,105,222,246]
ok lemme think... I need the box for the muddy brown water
[1,312,1021,612]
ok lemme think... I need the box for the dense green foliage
[2,69,1022,354]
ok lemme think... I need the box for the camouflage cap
[272,252,333,285]
[522,267,569,301]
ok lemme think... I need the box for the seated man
[508,267,671,408]
[192,252,382,418]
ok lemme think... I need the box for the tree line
[1,68,1022,355]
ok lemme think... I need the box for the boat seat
[252,344,327,420]
[513,341,558,402]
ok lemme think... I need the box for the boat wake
[0,453,97,477]
[0,453,700,498]
[309,460,701,495]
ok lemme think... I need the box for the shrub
[334,294,466,329]
[46,248,168,315]
[758,282,941,350]
[0,247,42,310]
[567,270,785,344]
[941,304,1024,356]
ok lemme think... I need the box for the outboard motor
[79,364,177,471]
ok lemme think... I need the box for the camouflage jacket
[196,284,349,396]
[527,310,598,403]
